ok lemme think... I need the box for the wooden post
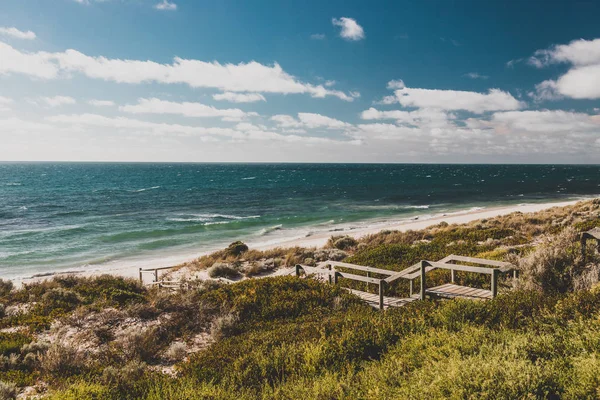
[139,268,143,283]
[334,271,339,284]
[409,279,413,297]
[491,269,499,298]
[328,265,333,284]
[295,264,301,277]
[513,269,518,280]
[367,271,371,291]
[379,280,385,310]
[154,269,159,283]
[420,261,427,300]
[451,269,455,283]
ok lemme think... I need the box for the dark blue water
[1,163,599,279]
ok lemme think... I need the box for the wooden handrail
[317,261,396,276]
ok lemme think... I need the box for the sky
[1,0,600,163]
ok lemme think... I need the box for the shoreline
[11,198,584,286]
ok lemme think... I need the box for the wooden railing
[296,254,516,308]
[418,257,514,300]
[139,266,176,287]
[296,261,395,310]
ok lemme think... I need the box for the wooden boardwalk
[347,289,420,309]
[295,254,515,310]
[426,283,492,300]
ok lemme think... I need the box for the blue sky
[1,0,600,163]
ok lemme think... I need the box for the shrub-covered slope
[0,199,599,399]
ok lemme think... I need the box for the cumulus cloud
[386,79,405,90]
[38,96,76,107]
[213,92,266,103]
[529,38,600,100]
[120,98,257,121]
[0,41,357,101]
[392,86,523,113]
[332,17,365,41]
[0,27,36,40]
[271,113,351,130]
[154,0,177,11]
[88,99,115,107]
[0,42,59,79]
[46,113,358,145]
[361,107,455,128]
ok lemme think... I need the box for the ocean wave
[4,182,22,186]
[258,224,283,235]
[353,204,431,211]
[134,186,161,193]
[167,213,260,223]
[242,176,256,180]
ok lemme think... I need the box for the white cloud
[310,34,325,40]
[490,110,600,133]
[360,107,455,128]
[529,38,600,100]
[120,98,257,120]
[38,96,76,107]
[0,41,356,101]
[528,80,562,102]
[213,92,266,103]
[529,38,600,68]
[386,79,405,90]
[332,17,365,41]
[271,113,351,130]
[88,99,115,107]
[464,72,488,80]
[392,86,524,113]
[0,42,59,79]
[0,27,36,40]
[46,113,357,145]
[0,96,13,111]
[297,113,352,129]
[154,0,177,11]
[270,114,302,128]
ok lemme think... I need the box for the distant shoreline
[11,198,584,286]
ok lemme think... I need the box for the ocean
[1,163,599,280]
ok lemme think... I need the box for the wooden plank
[425,261,494,275]
[335,271,382,285]
[426,284,492,300]
[444,255,511,268]
[347,289,419,309]
[140,266,177,272]
[319,261,395,276]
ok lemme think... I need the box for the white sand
[254,200,581,250]
[13,199,582,286]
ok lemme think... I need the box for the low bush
[0,380,17,400]
[225,241,249,257]
[39,344,84,379]
[208,263,242,280]
[0,280,13,297]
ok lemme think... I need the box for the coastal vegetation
[1,200,599,399]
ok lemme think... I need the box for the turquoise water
[1,163,599,279]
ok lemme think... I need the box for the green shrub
[0,380,17,400]
[226,241,249,257]
[329,236,357,250]
[41,288,82,313]
[0,280,13,297]
[208,263,242,280]
[39,344,84,379]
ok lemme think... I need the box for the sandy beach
[11,198,583,286]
